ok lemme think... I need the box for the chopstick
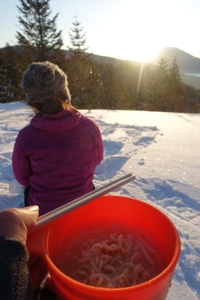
[29,173,136,232]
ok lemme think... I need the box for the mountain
[2,45,200,88]
[2,45,200,74]
[147,47,200,74]
[88,47,200,89]
[64,49,139,67]
[87,47,200,75]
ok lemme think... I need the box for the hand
[0,206,39,244]
[0,206,48,290]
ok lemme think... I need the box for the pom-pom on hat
[21,61,71,104]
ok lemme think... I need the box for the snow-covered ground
[0,101,199,299]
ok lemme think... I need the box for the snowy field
[0,101,199,299]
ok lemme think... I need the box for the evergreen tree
[0,45,24,102]
[116,61,142,110]
[181,83,200,112]
[68,17,89,57]
[169,57,182,87]
[16,0,64,63]
[98,63,120,109]
[168,57,184,111]
[66,17,101,109]
[146,58,170,111]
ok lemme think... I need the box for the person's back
[12,61,103,215]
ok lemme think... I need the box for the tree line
[0,0,200,113]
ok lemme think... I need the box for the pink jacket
[12,109,103,215]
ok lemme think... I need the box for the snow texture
[0,102,199,299]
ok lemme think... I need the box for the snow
[0,101,199,299]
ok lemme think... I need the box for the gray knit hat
[21,61,71,104]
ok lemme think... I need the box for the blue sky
[1,0,200,61]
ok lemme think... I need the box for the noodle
[56,230,164,288]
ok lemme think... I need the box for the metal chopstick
[29,173,136,232]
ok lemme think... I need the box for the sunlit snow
[0,102,199,299]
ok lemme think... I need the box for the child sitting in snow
[12,61,103,215]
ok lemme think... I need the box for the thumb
[18,206,39,231]
[0,206,39,244]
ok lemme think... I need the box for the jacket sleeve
[0,237,33,300]
[94,122,104,165]
[12,132,31,187]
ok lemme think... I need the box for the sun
[93,0,175,62]
[112,0,167,61]
[110,34,163,62]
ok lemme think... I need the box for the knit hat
[21,61,71,104]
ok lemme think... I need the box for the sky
[0,101,200,299]
[1,0,200,61]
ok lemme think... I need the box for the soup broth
[54,225,165,288]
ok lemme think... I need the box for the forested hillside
[0,0,200,113]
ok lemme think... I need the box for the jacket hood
[30,110,82,133]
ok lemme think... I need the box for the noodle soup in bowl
[28,195,181,300]
[55,224,166,289]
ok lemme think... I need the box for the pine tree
[115,61,142,110]
[0,44,24,102]
[168,57,184,111]
[66,17,100,109]
[16,0,64,63]
[169,57,181,86]
[146,58,170,111]
[97,63,119,109]
[68,17,89,58]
